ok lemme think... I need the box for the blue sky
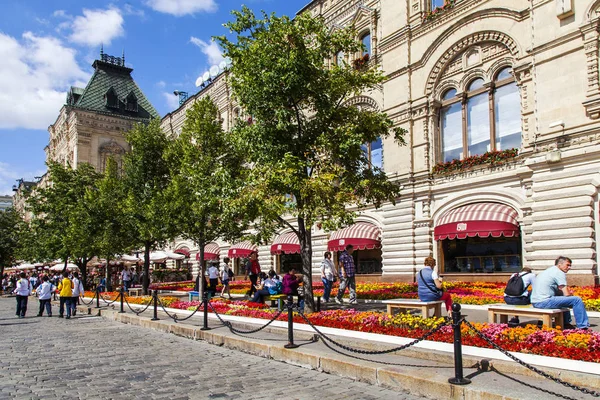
[0,0,308,195]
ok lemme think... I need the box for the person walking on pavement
[14,272,32,318]
[246,252,261,297]
[320,251,338,303]
[57,271,73,319]
[70,272,84,316]
[207,262,219,298]
[37,275,55,317]
[335,245,357,305]
[531,256,590,330]
[220,257,233,299]
[121,266,132,291]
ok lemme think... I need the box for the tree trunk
[197,238,206,299]
[143,242,151,295]
[77,256,89,290]
[298,217,315,313]
[105,256,112,292]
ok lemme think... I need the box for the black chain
[296,307,451,355]
[123,294,154,315]
[490,366,578,400]
[156,296,203,322]
[207,301,284,335]
[463,319,600,398]
[79,292,96,306]
[98,292,119,306]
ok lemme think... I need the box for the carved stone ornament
[99,139,125,155]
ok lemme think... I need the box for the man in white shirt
[70,272,85,316]
[206,262,219,297]
[37,276,55,317]
[121,267,132,291]
[14,272,32,318]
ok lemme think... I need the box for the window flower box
[423,0,456,22]
[432,148,519,175]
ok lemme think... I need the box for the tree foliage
[0,208,21,275]
[166,97,248,295]
[216,8,406,311]
[25,162,101,284]
[123,119,175,294]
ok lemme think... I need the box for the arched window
[360,32,371,57]
[438,67,521,163]
[335,50,345,66]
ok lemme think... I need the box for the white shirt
[207,266,219,279]
[220,266,229,281]
[72,278,84,296]
[37,281,55,300]
[121,269,131,281]
[14,278,32,296]
[320,259,336,281]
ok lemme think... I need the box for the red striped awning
[434,202,519,240]
[271,232,300,255]
[328,222,381,252]
[174,248,191,258]
[228,241,258,258]
[196,242,220,261]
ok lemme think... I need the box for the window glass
[468,78,484,91]
[361,33,371,56]
[442,88,457,100]
[431,0,444,8]
[496,67,512,81]
[336,50,345,66]
[441,102,462,162]
[494,82,521,150]
[370,137,382,169]
[467,92,490,156]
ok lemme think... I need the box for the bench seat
[128,288,143,297]
[383,299,444,318]
[263,294,287,311]
[487,304,568,328]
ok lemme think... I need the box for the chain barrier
[295,307,452,355]
[207,300,284,335]
[156,296,204,322]
[462,319,600,398]
[79,291,97,306]
[489,366,578,400]
[123,294,154,315]
[98,291,119,306]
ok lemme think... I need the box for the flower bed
[164,297,600,363]
[150,280,600,311]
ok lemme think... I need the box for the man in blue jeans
[530,256,589,330]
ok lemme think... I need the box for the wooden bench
[383,299,444,318]
[128,288,142,297]
[487,305,568,328]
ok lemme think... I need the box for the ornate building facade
[46,51,159,172]
[163,0,600,285]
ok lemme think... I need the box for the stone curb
[80,305,598,399]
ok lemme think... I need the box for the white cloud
[0,32,89,130]
[145,0,217,16]
[189,37,224,65]
[156,80,166,88]
[0,162,45,196]
[53,10,68,18]
[69,7,124,46]
[123,4,146,18]
[163,92,181,110]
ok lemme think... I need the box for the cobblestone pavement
[0,298,424,400]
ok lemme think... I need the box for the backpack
[269,280,283,295]
[227,268,234,280]
[504,272,530,296]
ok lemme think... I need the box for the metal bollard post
[119,287,125,313]
[284,295,299,349]
[151,290,159,321]
[448,303,471,385]
[95,287,101,309]
[200,291,211,331]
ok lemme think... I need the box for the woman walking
[320,252,337,303]
[14,272,32,318]
[220,257,233,299]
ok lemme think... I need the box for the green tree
[166,97,248,297]
[0,208,21,276]
[123,119,175,295]
[89,158,132,291]
[216,8,406,311]
[26,163,101,285]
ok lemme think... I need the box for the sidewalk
[82,299,600,400]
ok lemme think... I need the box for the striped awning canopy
[270,232,300,255]
[174,248,191,258]
[434,202,519,240]
[327,222,381,252]
[228,241,258,258]
[196,242,220,261]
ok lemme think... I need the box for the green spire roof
[68,55,160,120]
